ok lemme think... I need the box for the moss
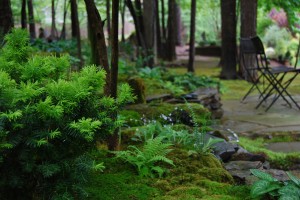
[128,77,146,104]
[120,110,143,127]
[239,137,300,169]
[197,168,234,183]
[125,103,211,126]
[84,172,160,200]
[196,180,251,200]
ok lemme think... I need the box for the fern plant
[115,137,174,178]
[0,29,134,199]
[185,101,223,155]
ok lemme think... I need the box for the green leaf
[251,180,281,198]
[286,172,300,186]
[278,184,300,199]
[250,169,279,181]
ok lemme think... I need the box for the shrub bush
[0,29,133,199]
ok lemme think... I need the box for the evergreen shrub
[0,29,133,199]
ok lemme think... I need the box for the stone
[212,140,238,162]
[224,161,263,171]
[146,94,173,103]
[224,161,264,184]
[230,152,266,163]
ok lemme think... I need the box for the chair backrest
[250,36,266,55]
[240,36,269,72]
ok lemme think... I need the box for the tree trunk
[106,0,111,36]
[161,0,166,41]
[21,0,27,29]
[175,2,182,46]
[143,0,156,67]
[155,0,163,58]
[240,0,258,82]
[187,0,196,73]
[60,0,68,40]
[84,0,110,95]
[165,0,176,61]
[121,0,126,42]
[125,0,146,59]
[220,0,237,79]
[108,0,119,151]
[0,0,13,41]
[50,0,58,40]
[27,0,36,39]
[70,0,83,68]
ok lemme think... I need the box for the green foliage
[0,29,133,199]
[132,121,193,146]
[185,102,223,155]
[115,137,174,178]
[167,72,221,92]
[250,169,300,199]
[262,25,295,61]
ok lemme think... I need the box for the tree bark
[84,0,110,95]
[106,0,111,36]
[70,0,83,68]
[187,0,196,73]
[240,0,258,82]
[165,0,176,61]
[27,0,36,39]
[0,0,13,41]
[60,0,68,40]
[121,0,126,42]
[21,0,27,29]
[143,0,156,67]
[220,0,237,79]
[125,0,147,60]
[108,0,120,151]
[50,0,58,40]
[155,0,162,58]
[175,2,182,46]
[161,0,166,41]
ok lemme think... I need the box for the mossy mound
[125,103,211,126]
[153,148,234,193]
[128,77,146,104]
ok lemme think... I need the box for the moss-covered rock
[128,77,146,104]
[125,103,211,126]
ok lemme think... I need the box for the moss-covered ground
[84,148,251,200]
[85,59,300,199]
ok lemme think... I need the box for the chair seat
[270,66,300,74]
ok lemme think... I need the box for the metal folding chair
[240,38,265,101]
[241,36,300,111]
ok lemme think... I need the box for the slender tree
[220,0,237,79]
[143,0,156,67]
[21,0,27,29]
[0,0,14,42]
[60,0,69,40]
[165,0,177,61]
[70,0,83,67]
[50,0,58,40]
[106,0,111,36]
[240,0,258,81]
[84,0,110,94]
[120,0,126,42]
[27,0,36,39]
[155,0,163,58]
[108,0,120,150]
[161,0,166,41]
[125,0,146,53]
[187,0,196,73]
[175,2,182,46]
